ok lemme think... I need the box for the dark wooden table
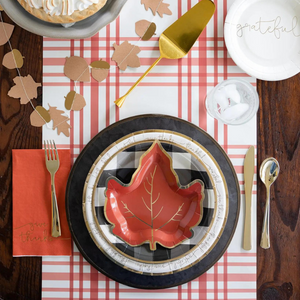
[1,11,300,300]
[0,12,43,300]
[257,77,300,300]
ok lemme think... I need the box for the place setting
[68,115,238,288]
[0,0,293,298]
[12,141,72,256]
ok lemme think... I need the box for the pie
[17,0,108,23]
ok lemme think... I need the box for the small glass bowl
[205,79,259,125]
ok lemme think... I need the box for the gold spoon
[114,0,215,108]
[259,157,280,249]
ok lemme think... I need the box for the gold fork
[44,140,61,238]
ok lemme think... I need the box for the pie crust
[17,0,107,23]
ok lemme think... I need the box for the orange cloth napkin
[12,149,72,256]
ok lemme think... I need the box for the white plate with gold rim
[83,130,228,275]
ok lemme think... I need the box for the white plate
[83,130,228,275]
[224,0,300,80]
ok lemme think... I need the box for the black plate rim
[66,114,240,289]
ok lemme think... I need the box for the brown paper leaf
[56,120,71,137]
[48,104,71,137]
[30,106,51,127]
[135,20,156,41]
[8,75,41,104]
[48,104,68,128]
[141,0,172,17]
[2,49,24,69]
[0,22,14,46]
[64,91,86,111]
[64,56,90,82]
[112,41,141,71]
[90,60,110,70]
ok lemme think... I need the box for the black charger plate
[66,114,240,289]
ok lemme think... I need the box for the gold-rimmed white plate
[83,130,229,275]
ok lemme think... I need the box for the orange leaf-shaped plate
[105,141,204,251]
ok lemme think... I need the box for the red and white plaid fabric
[42,0,257,299]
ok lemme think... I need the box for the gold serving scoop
[115,0,215,107]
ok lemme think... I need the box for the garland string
[0,0,165,131]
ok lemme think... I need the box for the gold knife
[243,146,255,250]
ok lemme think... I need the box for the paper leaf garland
[141,0,172,18]
[48,105,71,137]
[64,56,90,82]
[135,20,156,41]
[0,11,73,137]
[8,75,41,104]
[90,59,110,82]
[0,22,14,46]
[30,104,72,137]
[2,49,24,69]
[30,106,51,127]
[112,41,141,71]
[64,91,86,111]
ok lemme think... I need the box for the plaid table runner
[42,0,257,299]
